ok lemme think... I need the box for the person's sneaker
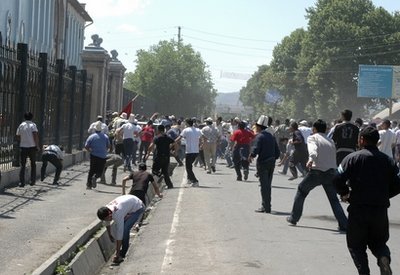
[111,181,117,185]
[286,216,297,226]
[91,177,97,188]
[29,181,35,186]
[191,181,199,187]
[19,183,25,187]
[288,176,297,181]
[378,256,392,275]
[211,166,216,172]
[41,175,46,181]
[206,170,211,174]
[237,176,242,181]
[112,256,124,264]
[86,186,92,190]
[278,170,286,175]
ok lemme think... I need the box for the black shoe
[255,207,270,213]
[244,170,249,181]
[378,256,392,275]
[236,176,242,181]
[41,175,46,181]
[286,216,297,226]
[288,176,297,181]
[29,181,36,186]
[211,166,216,172]
[19,183,25,187]
[167,185,174,189]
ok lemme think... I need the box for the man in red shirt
[139,120,155,163]
[231,121,255,181]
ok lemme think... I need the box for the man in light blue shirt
[85,121,110,189]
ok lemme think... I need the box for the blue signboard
[358,65,393,98]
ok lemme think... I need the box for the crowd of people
[15,109,400,273]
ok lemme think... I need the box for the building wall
[0,0,91,68]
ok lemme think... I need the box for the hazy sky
[82,0,399,93]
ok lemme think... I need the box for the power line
[183,27,279,43]
[183,35,273,51]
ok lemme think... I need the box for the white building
[0,0,92,68]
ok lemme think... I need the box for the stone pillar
[81,35,111,122]
[108,50,126,113]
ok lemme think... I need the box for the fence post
[78,70,87,150]
[38,53,48,148]
[55,59,64,145]
[67,66,77,154]
[12,43,28,167]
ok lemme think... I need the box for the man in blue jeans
[97,194,145,264]
[249,115,280,213]
[287,119,348,231]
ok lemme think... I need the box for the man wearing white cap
[249,115,280,213]
[88,115,109,135]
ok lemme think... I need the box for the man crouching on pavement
[97,195,145,264]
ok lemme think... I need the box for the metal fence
[0,42,92,170]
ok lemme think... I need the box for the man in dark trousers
[286,119,347,231]
[331,109,359,165]
[41,144,64,185]
[145,125,177,189]
[249,115,280,213]
[334,126,400,275]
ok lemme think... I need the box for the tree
[124,40,217,117]
[241,0,400,122]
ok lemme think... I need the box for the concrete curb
[32,179,164,275]
[0,150,89,192]
[32,219,103,275]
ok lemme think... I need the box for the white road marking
[160,172,186,273]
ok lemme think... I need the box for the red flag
[120,100,133,117]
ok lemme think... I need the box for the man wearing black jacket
[334,126,400,275]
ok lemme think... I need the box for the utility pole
[178,26,181,44]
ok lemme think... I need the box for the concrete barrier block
[95,227,115,261]
[69,238,104,275]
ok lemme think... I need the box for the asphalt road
[99,161,400,275]
[0,163,126,275]
[1,160,400,275]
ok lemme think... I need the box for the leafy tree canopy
[124,40,217,117]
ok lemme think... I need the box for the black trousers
[20,147,37,185]
[152,155,173,188]
[41,153,62,184]
[87,154,106,187]
[347,205,390,275]
[185,153,198,183]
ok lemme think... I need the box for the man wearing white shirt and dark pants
[175,118,202,187]
[287,119,348,231]
[16,112,40,187]
[97,195,145,264]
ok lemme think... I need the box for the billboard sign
[358,65,400,98]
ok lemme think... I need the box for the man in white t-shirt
[116,114,142,171]
[16,112,40,187]
[97,195,145,264]
[378,119,396,159]
[175,118,202,186]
